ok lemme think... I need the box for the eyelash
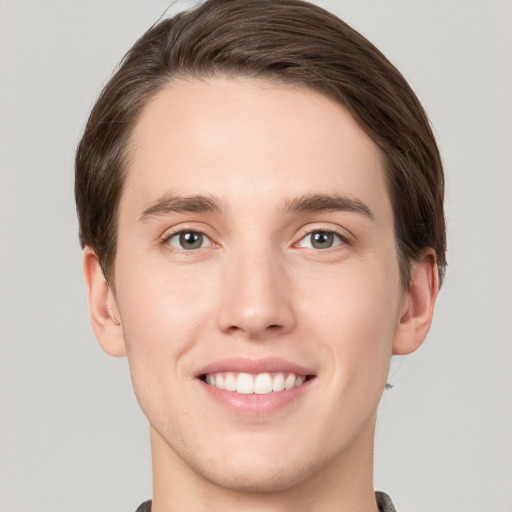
[293,228,350,250]
[161,229,215,251]
[160,227,350,252]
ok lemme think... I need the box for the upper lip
[195,357,315,377]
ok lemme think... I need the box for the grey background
[1,1,511,511]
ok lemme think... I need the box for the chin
[177,437,333,495]
[199,458,313,494]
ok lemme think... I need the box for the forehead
[122,76,391,223]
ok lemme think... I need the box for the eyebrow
[282,193,374,220]
[139,192,373,222]
[139,193,223,222]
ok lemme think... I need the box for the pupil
[312,231,333,249]
[180,232,203,249]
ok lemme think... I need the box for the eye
[297,230,344,250]
[166,230,211,250]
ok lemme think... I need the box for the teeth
[284,374,296,390]
[237,373,254,394]
[272,373,285,392]
[254,373,273,394]
[224,372,237,391]
[204,371,307,395]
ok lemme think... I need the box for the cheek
[115,275,206,430]
[296,255,402,378]
[116,253,218,336]
[112,258,211,373]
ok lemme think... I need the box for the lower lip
[199,378,314,415]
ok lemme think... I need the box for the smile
[202,372,307,395]
[196,358,316,413]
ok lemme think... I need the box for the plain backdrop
[0,1,511,511]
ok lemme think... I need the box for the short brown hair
[75,0,446,285]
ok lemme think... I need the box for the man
[75,0,445,510]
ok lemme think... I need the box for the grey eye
[168,231,209,250]
[300,230,342,249]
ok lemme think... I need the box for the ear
[82,247,126,357]
[392,249,439,355]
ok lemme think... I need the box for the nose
[216,243,296,340]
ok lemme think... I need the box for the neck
[150,414,380,512]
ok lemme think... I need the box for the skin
[84,77,438,512]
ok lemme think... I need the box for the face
[107,77,410,492]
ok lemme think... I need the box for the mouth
[195,358,317,413]
[200,371,313,395]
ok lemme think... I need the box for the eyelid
[292,225,352,249]
[159,224,219,250]
[167,231,211,249]
[157,223,352,251]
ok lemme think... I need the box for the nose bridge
[217,236,294,338]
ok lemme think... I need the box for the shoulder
[376,491,398,512]
[135,500,152,512]
[136,494,398,512]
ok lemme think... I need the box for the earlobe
[392,250,439,355]
[83,247,127,357]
